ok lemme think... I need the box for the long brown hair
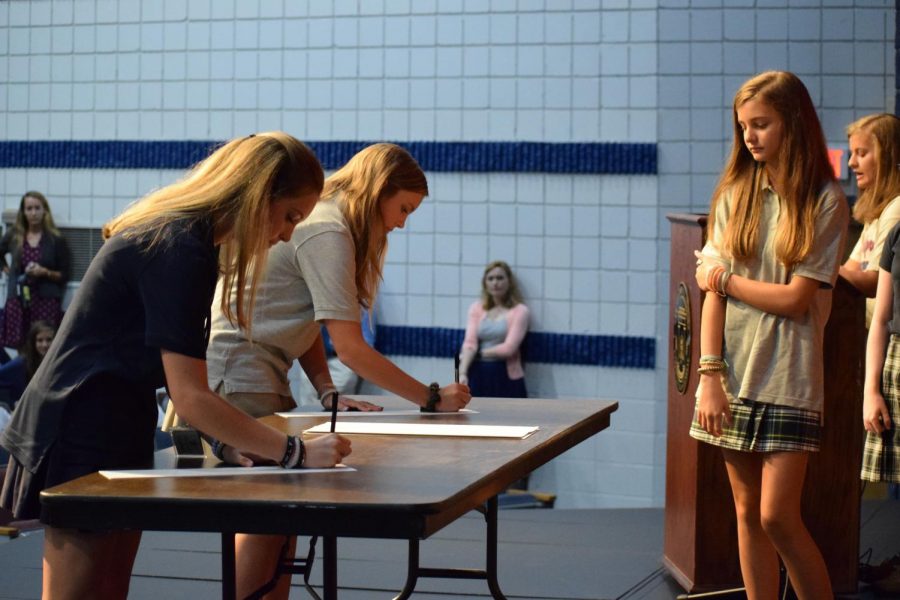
[847,114,900,224]
[104,132,324,330]
[11,191,60,249]
[323,143,427,308]
[21,320,55,383]
[480,260,524,310]
[708,71,835,268]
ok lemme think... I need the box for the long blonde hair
[480,260,524,310]
[104,132,324,330]
[708,71,835,268]
[847,114,900,224]
[11,191,60,248]
[323,143,427,308]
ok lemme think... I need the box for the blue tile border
[0,140,657,174]
[374,325,655,369]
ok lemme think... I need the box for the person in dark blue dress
[0,132,351,599]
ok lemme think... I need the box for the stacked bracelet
[697,354,728,376]
[706,265,732,297]
[280,435,305,469]
[211,439,227,461]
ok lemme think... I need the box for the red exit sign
[828,147,847,180]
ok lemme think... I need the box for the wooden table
[40,396,618,599]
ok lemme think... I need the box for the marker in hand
[454,353,460,384]
[330,390,339,433]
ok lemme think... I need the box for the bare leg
[235,533,297,600]
[722,449,780,600]
[760,452,832,600]
[44,526,142,600]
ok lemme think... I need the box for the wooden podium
[663,213,864,595]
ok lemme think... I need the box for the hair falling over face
[323,143,428,309]
[709,71,834,269]
[103,132,324,332]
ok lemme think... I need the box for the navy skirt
[467,360,527,398]
[1,374,156,521]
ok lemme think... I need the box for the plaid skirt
[861,335,900,482]
[689,394,821,453]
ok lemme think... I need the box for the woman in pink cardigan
[458,260,529,398]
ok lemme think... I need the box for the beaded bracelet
[697,356,728,375]
[699,354,723,363]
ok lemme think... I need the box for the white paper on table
[100,465,355,479]
[277,408,478,418]
[304,422,538,439]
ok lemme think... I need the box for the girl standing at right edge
[692,71,848,599]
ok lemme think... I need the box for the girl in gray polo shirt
[201,143,472,599]
[691,72,848,599]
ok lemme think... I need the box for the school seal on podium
[673,282,691,394]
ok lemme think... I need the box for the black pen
[330,390,339,433]
[454,353,460,384]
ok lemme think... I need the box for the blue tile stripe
[0,140,657,174]
[374,325,655,369]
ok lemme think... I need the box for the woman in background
[0,191,70,349]
[0,320,55,414]
[839,114,900,326]
[458,260,529,399]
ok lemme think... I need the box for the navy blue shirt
[0,218,218,472]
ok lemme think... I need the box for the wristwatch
[420,382,440,412]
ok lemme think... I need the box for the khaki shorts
[161,382,296,430]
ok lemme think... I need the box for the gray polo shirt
[700,179,848,413]
[207,198,360,397]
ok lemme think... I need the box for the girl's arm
[457,303,482,384]
[161,350,351,467]
[325,319,471,411]
[723,272,821,319]
[863,268,894,433]
[480,304,529,359]
[296,333,381,411]
[695,251,820,319]
[695,292,731,437]
[839,259,878,297]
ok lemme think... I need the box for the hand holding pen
[431,353,471,412]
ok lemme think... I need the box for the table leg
[393,495,507,600]
[484,496,506,600]
[323,535,338,599]
[393,538,420,600]
[221,532,236,600]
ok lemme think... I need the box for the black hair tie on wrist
[420,382,440,413]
